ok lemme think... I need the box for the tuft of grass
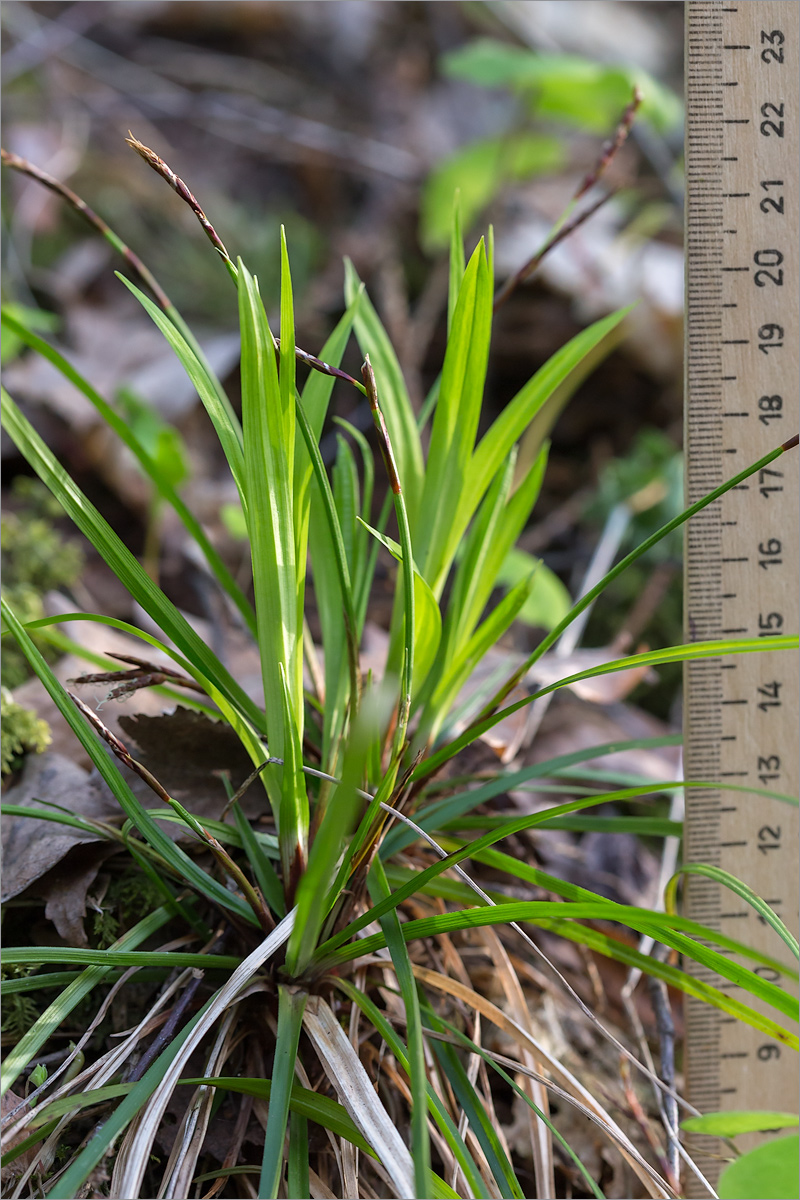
[1,134,797,1200]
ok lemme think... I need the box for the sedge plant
[0,132,798,1200]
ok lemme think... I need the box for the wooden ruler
[684,1,798,1191]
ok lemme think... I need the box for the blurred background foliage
[2,0,686,716]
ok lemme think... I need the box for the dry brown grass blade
[342,972,364,1200]
[303,993,415,1200]
[309,1167,338,1199]
[157,1006,240,1198]
[409,964,674,1200]
[1,955,201,1152]
[478,926,556,1199]
[110,909,296,1199]
[379,1057,468,1198]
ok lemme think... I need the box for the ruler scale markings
[684,4,799,1193]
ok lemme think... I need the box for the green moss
[1,478,84,689]
[1,687,51,776]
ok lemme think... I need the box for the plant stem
[362,355,415,759]
[493,86,642,311]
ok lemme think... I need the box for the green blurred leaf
[718,1135,799,1200]
[496,548,572,629]
[117,388,189,489]
[442,40,682,134]
[682,1113,798,1137]
[220,501,248,540]
[0,304,59,364]
[422,133,563,248]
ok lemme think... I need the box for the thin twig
[575,86,643,204]
[646,952,680,1183]
[1,143,366,393]
[621,1058,682,1196]
[493,191,614,312]
[125,969,205,1083]
[126,132,233,268]
[1,146,171,310]
[70,653,207,700]
[493,86,642,312]
[68,692,273,932]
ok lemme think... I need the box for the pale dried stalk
[411,965,674,1200]
[1,952,200,1150]
[157,1005,240,1198]
[478,926,556,1199]
[303,994,415,1200]
[111,908,296,1198]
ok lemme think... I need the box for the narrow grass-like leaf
[429,1034,524,1200]
[0,906,170,1096]
[4,948,241,970]
[1,391,265,734]
[286,696,388,976]
[237,260,301,766]
[417,635,799,781]
[450,445,547,661]
[473,437,799,722]
[468,307,631,506]
[278,228,296,454]
[362,354,418,756]
[315,781,797,969]
[416,572,534,748]
[259,984,308,1198]
[116,276,245,503]
[0,308,256,635]
[0,804,121,840]
[45,911,296,1200]
[533,815,681,836]
[230,800,286,918]
[359,518,441,697]
[431,839,796,980]
[135,808,276,857]
[345,260,425,525]
[1,972,88,996]
[418,238,492,594]
[288,1112,310,1200]
[295,394,360,713]
[382,734,682,856]
[321,899,798,1021]
[319,905,797,1045]
[438,452,515,668]
[1,597,259,927]
[447,189,465,333]
[293,293,363,657]
[368,857,432,1199]
[308,480,350,770]
[667,864,800,961]
[187,1078,376,1157]
[422,1008,606,1200]
[277,664,308,902]
[332,976,490,1198]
